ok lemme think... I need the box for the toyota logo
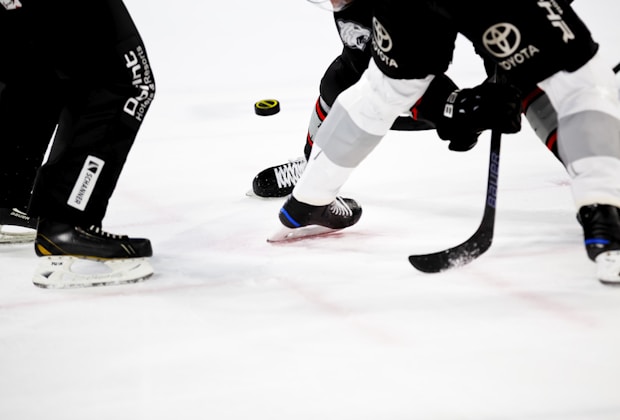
[372,17,393,53]
[482,23,521,58]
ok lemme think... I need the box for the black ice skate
[33,219,154,288]
[0,208,37,244]
[578,204,620,285]
[250,157,306,198]
[267,195,362,242]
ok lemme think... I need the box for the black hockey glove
[437,82,522,151]
[411,74,483,152]
[436,122,480,152]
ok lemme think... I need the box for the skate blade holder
[33,256,154,288]
[267,225,338,243]
[596,251,620,285]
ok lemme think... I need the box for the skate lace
[88,225,128,240]
[274,158,306,189]
[329,197,353,217]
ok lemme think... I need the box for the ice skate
[0,208,37,244]
[33,219,154,288]
[268,195,362,242]
[250,157,306,198]
[578,204,620,285]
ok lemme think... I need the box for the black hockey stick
[409,62,619,273]
[409,129,501,273]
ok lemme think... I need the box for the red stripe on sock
[546,130,558,151]
[315,99,327,121]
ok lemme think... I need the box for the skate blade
[0,226,36,244]
[267,225,338,243]
[245,189,277,199]
[596,251,620,285]
[33,256,154,289]
[246,189,293,200]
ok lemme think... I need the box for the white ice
[2,1,620,419]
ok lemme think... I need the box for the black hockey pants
[0,0,155,226]
[370,0,597,91]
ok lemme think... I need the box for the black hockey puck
[254,99,280,116]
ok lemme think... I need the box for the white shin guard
[292,144,354,206]
[568,156,620,209]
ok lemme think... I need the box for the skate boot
[251,157,306,198]
[0,208,37,244]
[33,219,154,288]
[267,195,362,242]
[577,204,620,285]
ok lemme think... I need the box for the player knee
[538,53,620,119]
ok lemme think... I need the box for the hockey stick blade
[409,129,501,273]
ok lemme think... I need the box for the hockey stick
[409,62,619,273]
[409,129,501,273]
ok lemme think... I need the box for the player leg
[25,0,156,287]
[540,55,620,283]
[0,9,61,242]
[0,80,61,242]
[252,0,374,198]
[269,1,457,240]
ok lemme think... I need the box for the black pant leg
[28,0,155,226]
[0,6,62,211]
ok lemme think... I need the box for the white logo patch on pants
[68,155,105,211]
[1,0,22,10]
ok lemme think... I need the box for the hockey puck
[254,99,280,116]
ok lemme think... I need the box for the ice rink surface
[2,1,620,419]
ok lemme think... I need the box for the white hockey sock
[568,156,620,209]
[292,144,354,206]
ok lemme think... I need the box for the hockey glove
[437,82,522,151]
[411,74,482,152]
